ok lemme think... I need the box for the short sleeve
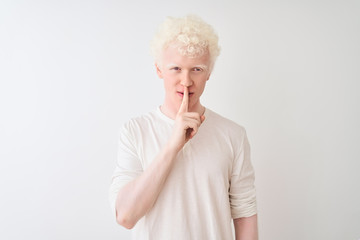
[229,130,257,219]
[109,122,143,216]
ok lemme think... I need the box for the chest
[139,124,235,184]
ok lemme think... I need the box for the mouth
[177,91,194,97]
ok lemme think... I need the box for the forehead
[161,45,210,67]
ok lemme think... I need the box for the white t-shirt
[109,107,257,240]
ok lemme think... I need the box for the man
[109,15,258,240]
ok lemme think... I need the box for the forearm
[233,214,258,240]
[115,144,178,229]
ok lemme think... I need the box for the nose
[180,71,193,87]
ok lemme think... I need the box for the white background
[1,0,359,239]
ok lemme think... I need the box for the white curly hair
[150,15,221,71]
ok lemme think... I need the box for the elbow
[116,210,136,229]
[116,216,135,229]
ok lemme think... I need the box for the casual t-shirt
[109,107,257,240]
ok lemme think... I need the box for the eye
[193,67,203,72]
[172,67,181,71]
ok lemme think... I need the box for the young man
[109,15,258,240]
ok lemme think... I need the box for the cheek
[163,77,177,91]
[196,78,208,88]
[199,83,206,94]
[164,75,179,85]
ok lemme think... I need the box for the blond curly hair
[151,15,221,71]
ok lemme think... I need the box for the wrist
[163,141,182,158]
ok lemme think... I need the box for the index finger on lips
[178,86,189,114]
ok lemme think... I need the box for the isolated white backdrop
[0,0,359,239]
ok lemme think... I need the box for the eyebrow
[194,64,209,71]
[165,63,209,71]
[165,63,179,69]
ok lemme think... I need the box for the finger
[183,113,201,122]
[178,86,189,114]
[200,115,205,123]
[186,122,200,139]
[185,128,192,140]
[190,125,199,139]
[186,127,197,140]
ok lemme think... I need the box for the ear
[206,63,213,81]
[206,72,211,81]
[155,63,163,79]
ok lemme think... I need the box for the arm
[115,87,204,229]
[233,214,258,240]
[115,143,178,229]
[230,128,258,239]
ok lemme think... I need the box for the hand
[167,87,205,152]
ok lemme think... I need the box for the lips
[177,91,194,97]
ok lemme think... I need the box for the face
[156,45,211,114]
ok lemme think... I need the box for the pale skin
[115,46,258,239]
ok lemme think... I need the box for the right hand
[168,86,205,152]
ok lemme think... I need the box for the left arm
[230,128,258,239]
[233,214,258,240]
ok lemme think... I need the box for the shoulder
[120,109,159,133]
[205,108,247,136]
[120,108,170,136]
